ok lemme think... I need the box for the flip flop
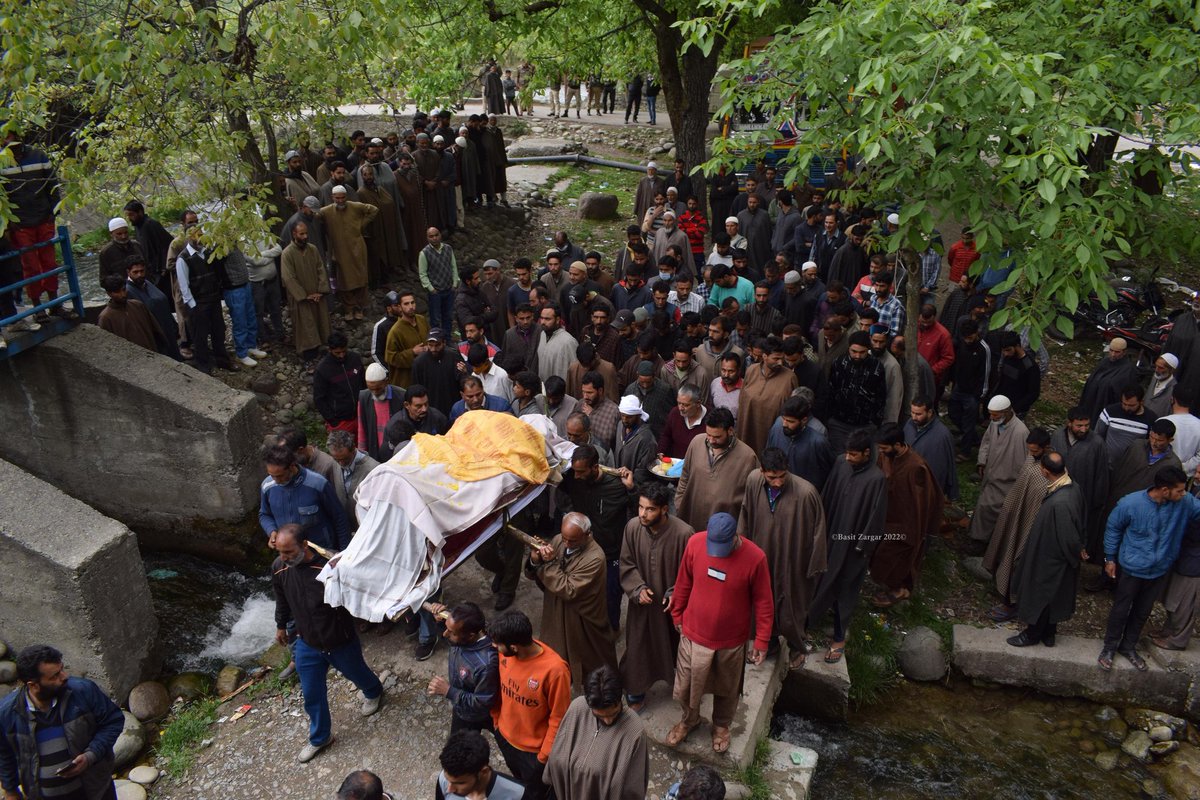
[824,644,845,664]
[666,721,696,747]
[788,651,808,671]
[712,727,731,753]
[1097,652,1114,672]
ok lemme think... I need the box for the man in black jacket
[273,524,384,763]
[993,330,1041,419]
[947,318,991,458]
[312,331,366,432]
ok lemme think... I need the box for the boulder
[1102,716,1129,746]
[1121,729,1153,762]
[0,661,14,683]
[167,671,212,701]
[577,193,619,220]
[1125,708,1188,739]
[0,639,7,659]
[251,374,281,396]
[897,626,947,682]
[1094,750,1119,771]
[960,556,992,582]
[1151,725,1176,743]
[1162,743,1200,800]
[127,765,160,785]
[112,712,146,769]
[114,779,147,800]
[258,642,292,671]
[506,138,585,158]
[216,664,246,697]
[127,681,171,721]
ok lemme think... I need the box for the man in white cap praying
[1145,352,1180,418]
[968,394,1031,545]
[98,217,146,285]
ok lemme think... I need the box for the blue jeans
[428,288,455,333]
[293,636,382,746]
[417,588,444,645]
[223,284,258,357]
[646,95,657,124]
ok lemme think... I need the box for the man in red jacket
[916,304,955,391]
[666,512,773,755]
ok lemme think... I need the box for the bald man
[418,226,459,333]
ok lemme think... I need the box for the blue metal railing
[1,225,83,357]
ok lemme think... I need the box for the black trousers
[494,728,553,800]
[1024,607,1057,642]
[474,531,524,595]
[1103,572,1166,653]
[190,298,230,372]
[624,93,641,122]
[601,86,616,113]
[450,712,493,734]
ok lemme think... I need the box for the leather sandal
[666,721,696,747]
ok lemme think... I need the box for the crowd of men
[5,114,1200,798]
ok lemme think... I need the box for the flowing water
[774,678,1157,799]
[143,552,276,674]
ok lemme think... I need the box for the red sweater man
[946,233,980,284]
[916,313,956,385]
[666,512,773,752]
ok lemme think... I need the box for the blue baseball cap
[705,512,738,558]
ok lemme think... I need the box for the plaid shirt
[670,290,706,315]
[583,396,621,451]
[694,281,711,301]
[920,247,941,291]
[871,294,907,337]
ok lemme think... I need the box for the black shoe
[491,574,502,593]
[403,615,420,639]
[1006,632,1040,647]
[494,592,514,611]
[415,639,438,661]
[1042,634,1056,647]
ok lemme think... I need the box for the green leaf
[1037,178,1057,204]
[1075,244,1091,266]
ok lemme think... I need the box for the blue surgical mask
[659,271,672,282]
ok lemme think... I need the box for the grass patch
[72,226,108,256]
[155,697,220,778]
[728,738,773,800]
[845,609,901,706]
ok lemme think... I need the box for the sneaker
[297,737,333,763]
[494,592,514,611]
[51,305,79,320]
[238,355,258,367]
[415,639,438,661]
[248,348,268,359]
[9,317,42,332]
[360,692,383,716]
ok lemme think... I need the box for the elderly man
[634,161,667,223]
[98,216,146,285]
[968,395,1031,545]
[327,429,379,527]
[1146,353,1180,418]
[618,482,694,709]
[449,374,511,424]
[357,363,406,461]
[0,645,124,800]
[280,220,331,366]
[674,407,760,532]
[526,511,619,687]
[564,412,613,466]
[318,186,378,320]
[283,148,322,206]
[738,448,826,670]
[612,395,658,490]
[651,212,691,267]
[1079,337,1140,424]
[869,423,945,608]
[98,272,170,354]
[667,512,773,754]
[658,384,708,459]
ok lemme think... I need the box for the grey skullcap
[483,258,501,269]
[416,133,431,141]
[284,149,300,161]
[302,196,320,210]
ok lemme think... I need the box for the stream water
[775,678,1157,798]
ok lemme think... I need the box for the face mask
[659,271,672,282]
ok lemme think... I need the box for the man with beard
[124,254,181,359]
[0,645,124,800]
[1096,384,1156,465]
[497,303,540,376]
[674,407,760,531]
[1079,337,1140,424]
[737,335,799,453]
[738,448,827,670]
[1043,410,1106,567]
[481,115,509,207]
[634,161,667,223]
[357,363,406,462]
[619,483,693,709]
[98,217,147,286]
[479,259,515,344]
[1145,354,1179,419]
[808,212,846,282]
[176,222,238,374]
[450,374,511,423]
[807,428,888,663]
[868,325,904,425]
[382,291,429,389]
[984,427,1053,621]
[579,304,621,365]
[1100,418,1183,547]
[98,272,169,354]
[412,329,467,417]
[905,395,959,501]
[1006,452,1085,648]
[766,394,834,489]
[283,149,321,207]
[651,212,691,267]
[317,185,378,320]
[826,331,887,452]
[968,395,1031,545]
[870,423,945,607]
[392,151,427,270]
[314,143,339,185]
[535,304,578,383]
[658,384,708,460]
[391,384,449,436]
[432,136,458,234]
[355,164,405,287]
[1165,293,1200,403]
[691,315,742,376]
[412,134,445,232]
[736,193,774,274]
[319,161,359,206]
[280,221,331,367]
[993,331,1041,419]
[259,444,350,552]
[622,360,675,438]
[578,371,621,451]
[826,224,870,291]
[122,200,172,288]
[792,206,824,268]
[748,281,782,337]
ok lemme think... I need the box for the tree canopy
[691,0,1200,343]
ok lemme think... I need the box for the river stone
[1141,778,1166,798]
[577,192,619,220]
[127,765,159,785]
[216,664,246,696]
[113,712,145,769]
[1151,725,1176,743]
[167,672,212,701]
[1122,730,1154,762]
[897,626,946,681]
[1102,717,1129,746]
[1078,739,1096,754]
[127,681,170,721]
[0,661,14,683]
[1096,706,1120,722]
[292,400,309,415]
[251,374,281,396]
[114,780,147,800]
[0,640,7,659]
[1162,743,1200,800]
[1151,741,1181,757]
[1125,708,1188,738]
[258,642,292,671]
[1095,750,1119,771]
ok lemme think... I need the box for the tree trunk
[226,108,268,184]
[259,113,278,175]
[901,247,921,403]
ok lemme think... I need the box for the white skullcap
[370,138,384,146]
[987,395,1012,412]
[725,216,739,225]
[331,185,347,195]
[887,213,900,226]
[455,136,468,148]
[802,260,818,272]
[783,270,802,285]
[662,211,676,219]
[666,186,678,194]
[647,161,658,169]
[433,135,445,144]
[365,363,388,382]
[1162,353,1180,370]
[108,217,129,232]
[459,126,469,133]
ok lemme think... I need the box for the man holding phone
[0,644,125,800]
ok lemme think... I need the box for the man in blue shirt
[435,730,523,799]
[259,444,351,551]
[449,375,511,424]
[1099,464,1200,671]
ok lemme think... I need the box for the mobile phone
[55,764,71,776]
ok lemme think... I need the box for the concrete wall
[0,324,263,558]
[0,458,158,699]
